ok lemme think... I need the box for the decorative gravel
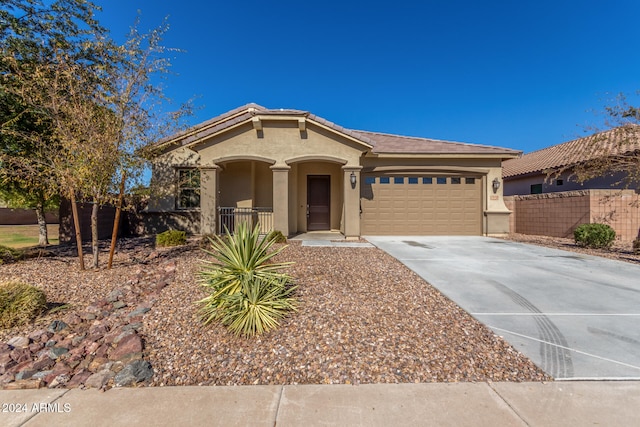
[502,233,640,265]
[1,238,551,386]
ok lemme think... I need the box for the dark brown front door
[307,175,330,230]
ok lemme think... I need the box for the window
[379,176,390,184]
[394,177,404,184]
[423,177,433,184]
[556,179,564,186]
[530,183,543,194]
[365,176,376,185]
[408,177,418,184]
[177,168,200,209]
[437,177,447,184]
[451,177,461,184]
[465,177,476,184]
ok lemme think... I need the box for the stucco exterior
[147,104,518,237]
[504,170,632,196]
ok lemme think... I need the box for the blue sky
[97,0,640,154]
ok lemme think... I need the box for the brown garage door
[360,175,482,235]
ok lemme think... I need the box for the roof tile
[155,104,520,156]
[502,126,640,178]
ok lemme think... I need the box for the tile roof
[502,126,640,179]
[155,104,520,156]
[351,130,521,155]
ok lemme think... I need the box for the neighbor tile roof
[156,104,520,156]
[502,126,640,178]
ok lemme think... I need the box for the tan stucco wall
[288,164,298,234]
[148,146,200,212]
[197,122,364,168]
[216,161,273,208]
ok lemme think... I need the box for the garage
[360,174,482,235]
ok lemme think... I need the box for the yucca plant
[220,276,297,336]
[198,222,297,336]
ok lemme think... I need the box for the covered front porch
[201,158,361,238]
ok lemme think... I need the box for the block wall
[505,190,639,241]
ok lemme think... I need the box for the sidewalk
[2,381,639,426]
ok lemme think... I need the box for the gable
[194,118,368,166]
[152,104,521,164]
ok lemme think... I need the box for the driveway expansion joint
[486,381,531,427]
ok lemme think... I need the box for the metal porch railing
[217,207,274,234]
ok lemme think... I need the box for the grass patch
[0,225,59,248]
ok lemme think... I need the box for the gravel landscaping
[1,237,551,388]
[502,233,640,265]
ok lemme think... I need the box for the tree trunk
[35,202,49,246]
[108,171,126,269]
[70,190,84,270]
[91,197,99,269]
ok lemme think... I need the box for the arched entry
[286,156,348,234]
[216,158,274,233]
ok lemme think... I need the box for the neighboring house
[502,127,640,195]
[502,128,640,241]
[146,104,520,238]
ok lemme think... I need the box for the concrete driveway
[366,236,640,380]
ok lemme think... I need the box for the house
[502,127,640,241]
[503,127,640,196]
[146,104,520,238]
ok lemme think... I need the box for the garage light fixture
[350,171,357,187]
[492,177,501,194]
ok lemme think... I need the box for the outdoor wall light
[350,171,357,186]
[492,177,501,194]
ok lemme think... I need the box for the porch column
[342,165,362,239]
[271,165,290,236]
[199,164,218,235]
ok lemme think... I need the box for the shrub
[219,276,297,336]
[633,238,640,255]
[267,230,287,244]
[573,223,616,249]
[156,229,187,247]
[0,281,47,329]
[0,245,23,265]
[198,222,297,336]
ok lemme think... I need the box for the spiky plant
[220,276,297,336]
[198,222,296,335]
[0,281,47,328]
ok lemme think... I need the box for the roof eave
[371,152,521,159]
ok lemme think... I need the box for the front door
[307,175,330,230]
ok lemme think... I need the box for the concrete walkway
[289,231,374,247]
[2,382,639,426]
[366,236,640,380]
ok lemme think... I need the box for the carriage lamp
[492,177,501,194]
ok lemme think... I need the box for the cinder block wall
[589,190,640,241]
[59,200,119,243]
[0,208,59,225]
[505,190,639,241]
